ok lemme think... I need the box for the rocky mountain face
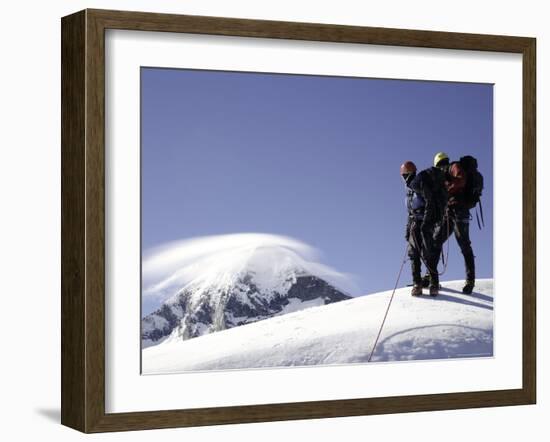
[142,273,351,348]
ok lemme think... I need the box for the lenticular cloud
[142,233,356,301]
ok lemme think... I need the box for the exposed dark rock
[142,273,351,346]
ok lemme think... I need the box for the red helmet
[400,161,417,175]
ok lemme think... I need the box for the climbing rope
[367,245,409,363]
[368,217,453,363]
[410,215,451,277]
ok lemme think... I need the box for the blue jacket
[405,187,425,221]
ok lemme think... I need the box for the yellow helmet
[434,151,449,167]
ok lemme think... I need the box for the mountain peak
[142,234,353,348]
[143,267,350,348]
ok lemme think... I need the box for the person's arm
[412,172,435,226]
[408,172,425,196]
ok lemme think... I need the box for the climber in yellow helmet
[431,151,482,294]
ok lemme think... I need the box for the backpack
[411,167,448,224]
[459,155,484,209]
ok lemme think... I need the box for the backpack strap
[473,198,485,230]
[479,198,485,227]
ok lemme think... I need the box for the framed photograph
[61,9,536,433]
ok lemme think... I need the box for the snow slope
[142,279,493,374]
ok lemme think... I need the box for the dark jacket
[409,167,448,225]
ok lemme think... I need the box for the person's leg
[454,216,475,293]
[437,214,455,250]
[408,224,423,295]
[410,252,422,285]
[420,220,441,295]
[426,247,440,295]
[410,253,423,296]
[422,215,452,288]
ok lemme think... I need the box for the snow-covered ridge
[142,279,494,374]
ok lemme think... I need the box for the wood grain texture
[89,389,531,433]
[85,10,107,433]
[89,8,532,53]
[522,38,536,404]
[60,8,537,433]
[61,10,86,432]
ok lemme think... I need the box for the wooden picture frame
[61,8,536,433]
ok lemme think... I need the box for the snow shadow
[438,286,493,303]
[371,323,493,362]
[420,292,493,311]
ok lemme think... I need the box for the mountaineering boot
[421,273,430,288]
[429,274,439,297]
[462,280,475,295]
[411,284,423,297]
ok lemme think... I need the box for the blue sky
[141,67,493,313]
